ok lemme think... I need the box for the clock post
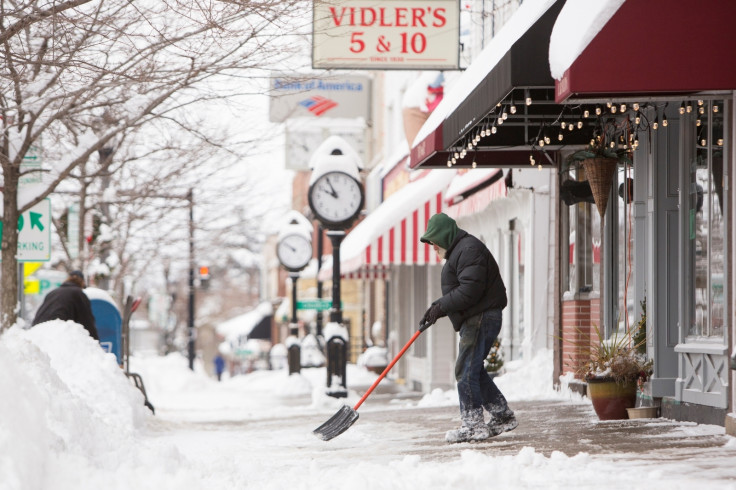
[288,271,300,375]
[307,136,364,398]
[327,230,345,324]
[275,212,314,376]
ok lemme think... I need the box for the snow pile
[0,321,162,490]
[300,333,326,367]
[498,349,587,403]
[409,349,587,409]
[357,346,388,368]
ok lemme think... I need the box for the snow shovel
[313,321,431,441]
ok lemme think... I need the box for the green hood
[420,213,458,249]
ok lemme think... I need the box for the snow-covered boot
[487,408,518,436]
[445,408,490,443]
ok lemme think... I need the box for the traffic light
[198,265,210,289]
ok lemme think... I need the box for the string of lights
[443,92,724,171]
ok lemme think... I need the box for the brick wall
[561,298,600,379]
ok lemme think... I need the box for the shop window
[688,100,726,338]
[616,164,636,331]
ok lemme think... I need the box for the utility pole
[187,188,196,370]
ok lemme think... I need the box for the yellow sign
[23,262,44,295]
[24,280,40,294]
[24,262,43,276]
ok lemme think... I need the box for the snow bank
[0,321,154,490]
[408,349,587,409]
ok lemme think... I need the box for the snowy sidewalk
[6,323,736,490]
[350,399,735,460]
[149,397,736,489]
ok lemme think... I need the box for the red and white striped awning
[445,168,507,219]
[342,265,390,281]
[319,169,456,281]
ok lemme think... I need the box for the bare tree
[0,0,309,329]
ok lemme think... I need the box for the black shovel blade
[313,405,359,441]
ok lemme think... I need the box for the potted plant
[566,323,652,420]
[484,338,504,378]
[567,118,633,217]
[626,298,660,419]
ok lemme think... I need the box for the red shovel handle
[353,326,427,411]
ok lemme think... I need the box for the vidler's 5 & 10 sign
[312,0,460,70]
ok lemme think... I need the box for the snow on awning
[216,302,273,342]
[444,169,507,220]
[409,0,562,169]
[548,0,624,82]
[552,0,736,102]
[318,169,456,281]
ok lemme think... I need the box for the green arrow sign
[296,299,338,311]
[0,199,51,262]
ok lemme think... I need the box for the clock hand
[324,177,339,198]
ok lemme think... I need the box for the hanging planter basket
[582,157,618,217]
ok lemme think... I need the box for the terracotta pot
[586,377,637,420]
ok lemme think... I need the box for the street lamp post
[187,188,196,371]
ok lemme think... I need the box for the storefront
[408,0,736,427]
[551,0,736,426]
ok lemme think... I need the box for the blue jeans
[455,308,509,418]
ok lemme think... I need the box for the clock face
[285,129,324,171]
[277,233,313,271]
[309,171,364,228]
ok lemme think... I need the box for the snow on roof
[548,0,625,80]
[216,302,273,341]
[411,0,558,152]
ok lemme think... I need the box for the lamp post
[187,188,195,371]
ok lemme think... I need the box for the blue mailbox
[84,287,123,365]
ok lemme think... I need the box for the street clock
[277,232,312,271]
[308,170,364,230]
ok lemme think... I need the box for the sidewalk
[328,397,736,480]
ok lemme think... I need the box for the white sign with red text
[313,0,460,70]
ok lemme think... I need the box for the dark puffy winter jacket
[433,229,507,332]
[32,281,99,340]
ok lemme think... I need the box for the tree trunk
[1,164,20,330]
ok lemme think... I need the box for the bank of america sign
[269,74,372,123]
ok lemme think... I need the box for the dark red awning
[409,0,566,169]
[556,0,736,103]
